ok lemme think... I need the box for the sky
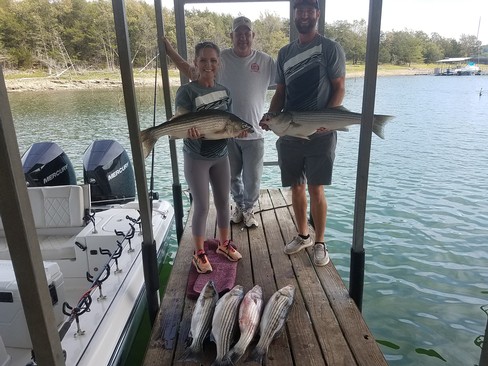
[157,0,487,44]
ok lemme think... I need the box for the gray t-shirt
[175,81,232,159]
[276,34,346,111]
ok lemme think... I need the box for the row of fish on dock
[181,281,296,365]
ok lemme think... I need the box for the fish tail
[211,357,234,366]
[245,346,265,365]
[224,347,244,365]
[372,114,393,139]
[177,345,203,363]
[140,127,158,159]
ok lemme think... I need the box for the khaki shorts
[276,132,337,187]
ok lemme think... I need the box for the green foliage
[0,0,486,71]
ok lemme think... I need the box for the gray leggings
[184,153,230,237]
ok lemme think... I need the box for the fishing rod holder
[83,209,98,234]
[116,222,136,252]
[62,293,93,337]
[86,264,110,301]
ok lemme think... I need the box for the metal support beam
[349,0,383,311]
[111,0,160,323]
[0,66,65,365]
[154,0,184,243]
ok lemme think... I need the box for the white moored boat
[0,140,174,366]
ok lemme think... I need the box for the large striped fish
[140,110,254,158]
[222,285,264,365]
[263,106,393,139]
[179,280,219,363]
[246,284,296,365]
[210,285,244,366]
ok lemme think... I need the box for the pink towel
[186,239,238,299]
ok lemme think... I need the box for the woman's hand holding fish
[187,127,202,139]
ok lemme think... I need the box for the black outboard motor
[83,140,135,206]
[22,142,77,187]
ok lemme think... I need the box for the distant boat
[452,61,481,75]
[434,57,481,76]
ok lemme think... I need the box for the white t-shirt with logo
[217,49,276,140]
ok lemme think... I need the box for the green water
[8,75,488,365]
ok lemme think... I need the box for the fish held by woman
[140,109,254,158]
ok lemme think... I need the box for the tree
[253,12,288,58]
[459,34,481,57]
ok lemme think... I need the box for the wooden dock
[144,188,387,365]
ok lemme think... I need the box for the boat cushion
[0,185,86,261]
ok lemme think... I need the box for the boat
[0,140,175,366]
[435,57,481,76]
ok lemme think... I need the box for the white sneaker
[243,210,258,228]
[313,243,330,266]
[284,235,312,255]
[230,205,243,224]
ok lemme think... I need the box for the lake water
[7,75,488,365]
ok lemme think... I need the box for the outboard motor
[83,140,136,206]
[22,142,77,187]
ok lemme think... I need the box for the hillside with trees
[0,0,486,73]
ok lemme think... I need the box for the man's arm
[162,37,198,81]
[326,76,346,108]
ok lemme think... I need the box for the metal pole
[0,66,65,365]
[153,0,184,243]
[349,0,383,311]
[111,0,160,323]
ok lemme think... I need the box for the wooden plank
[144,188,387,366]
[268,189,350,365]
[144,205,194,365]
[280,190,387,366]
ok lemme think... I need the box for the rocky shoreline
[4,67,432,93]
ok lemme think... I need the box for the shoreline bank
[4,67,433,93]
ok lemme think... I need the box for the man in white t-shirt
[163,16,275,228]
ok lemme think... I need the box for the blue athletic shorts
[276,132,337,187]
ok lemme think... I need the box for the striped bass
[264,106,393,139]
[179,280,219,363]
[247,284,296,365]
[210,285,244,366]
[140,109,254,158]
[222,285,264,365]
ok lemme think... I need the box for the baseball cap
[293,0,319,9]
[232,16,253,31]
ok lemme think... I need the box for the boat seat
[0,185,90,260]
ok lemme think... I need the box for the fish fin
[172,107,190,119]
[372,114,394,139]
[177,344,204,363]
[140,128,157,159]
[224,347,243,365]
[245,346,265,365]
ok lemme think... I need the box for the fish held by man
[265,106,393,140]
[246,284,296,365]
[140,109,254,158]
[210,285,245,366]
[178,280,219,363]
[222,285,264,365]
